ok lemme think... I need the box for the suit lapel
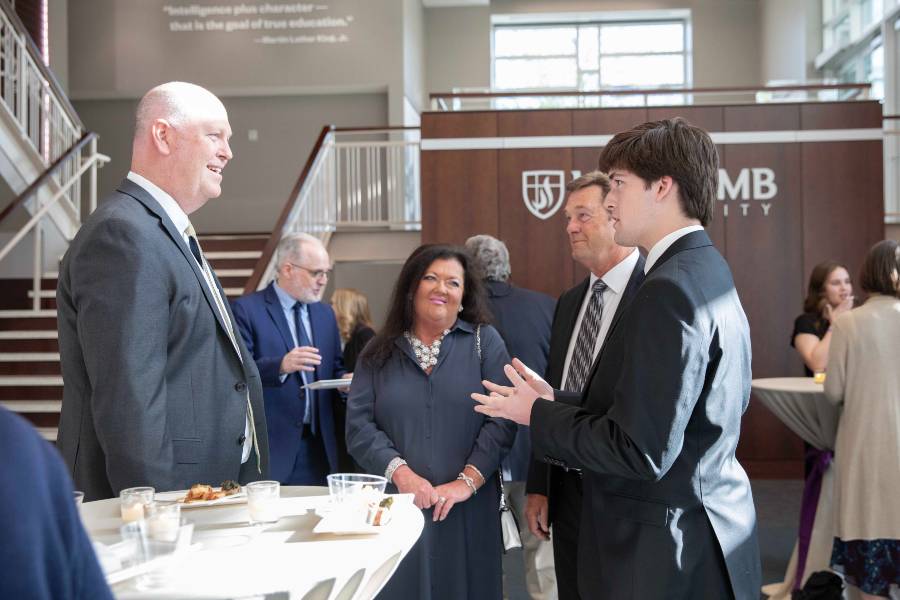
[264,283,295,353]
[560,278,589,344]
[117,179,240,361]
[645,229,712,278]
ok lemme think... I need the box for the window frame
[490,15,692,95]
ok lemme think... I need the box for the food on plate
[179,481,242,503]
[366,496,394,526]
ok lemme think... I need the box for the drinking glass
[246,480,280,525]
[120,487,155,522]
[73,491,84,506]
[120,518,194,590]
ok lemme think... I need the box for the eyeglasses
[288,263,332,280]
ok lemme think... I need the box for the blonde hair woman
[331,288,375,372]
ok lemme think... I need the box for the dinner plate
[303,377,352,390]
[155,489,247,508]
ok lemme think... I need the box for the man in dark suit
[465,233,557,599]
[475,119,761,599]
[0,406,112,599]
[57,82,269,500]
[231,232,345,485]
[522,172,644,600]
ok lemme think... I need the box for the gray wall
[759,0,821,84]
[74,93,388,233]
[425,6,493,95]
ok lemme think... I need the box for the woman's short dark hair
[803,260,849,315]
[859,240,900,296]
[362,244,492,368]
[598,117,718,227]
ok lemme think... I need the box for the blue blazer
[0,407,113,599]
[231,282,344,482]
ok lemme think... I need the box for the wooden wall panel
[497,148,575,297]
[420,150,499,245]
[723,143,805,465]
[725,104,801,132]
[499,110,572,136]
[646,106,724,131]
[421,111,497,138]
[801,102,884,130]
[801,141,885,284]
[572,108,648,135]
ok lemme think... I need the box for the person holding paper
[232,233,345,485]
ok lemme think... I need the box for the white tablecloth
[81,486,423,600]
[752,378,855,600]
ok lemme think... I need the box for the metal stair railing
[0,0,86,221]
[0,132,110,310]
[244,126,421,294]
[0,2,109,312]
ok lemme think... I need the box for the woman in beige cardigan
[825,240,900,599]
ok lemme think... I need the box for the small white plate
[155,489,247,508]
[303,378,352,390]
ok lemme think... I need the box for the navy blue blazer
[0,407,113,600]
[231,282,345,482]
[484,280,555,481]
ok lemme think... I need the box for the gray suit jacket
[56,179,269,500]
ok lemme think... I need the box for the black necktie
[188,236,203,267]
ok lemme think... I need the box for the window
[491,14,691,108]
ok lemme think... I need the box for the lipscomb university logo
[522,170,580,220]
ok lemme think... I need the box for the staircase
[0,233,268,440]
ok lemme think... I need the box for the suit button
[234,382,247,392]
[237,434,246,446]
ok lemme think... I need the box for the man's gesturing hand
[472,362,541,426]
[280,346,322,374]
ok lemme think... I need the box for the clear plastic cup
[246,480,280,525]
[120,487,155,522]
[326,473,387,506]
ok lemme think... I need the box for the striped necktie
[564,279,607,393]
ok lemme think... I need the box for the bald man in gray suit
[57,82,268,500]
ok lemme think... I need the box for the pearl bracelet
[457,472,477,495]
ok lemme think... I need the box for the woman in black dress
[346,244,515,599]
[332,288,376,372]
[791,260,854,376]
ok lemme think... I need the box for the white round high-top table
[751,377,851,599]
[81,486,423,600]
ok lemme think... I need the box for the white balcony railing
[246,127,421,293]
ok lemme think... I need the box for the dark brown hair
[362,244,492,368]
[598,118,718,226]
[859,240,900,297]
[802,260,850,315]
[566,170,611,196]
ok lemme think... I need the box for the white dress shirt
[644,224,704,274]
[560,249,639,387]
[126,171,253,464]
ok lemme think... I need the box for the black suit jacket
[531,231,760,600]
[525,254,645,522]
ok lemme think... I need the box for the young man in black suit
[475,119,761,600]
[523,171,644,600]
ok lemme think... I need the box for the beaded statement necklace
[405,329,450,371]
